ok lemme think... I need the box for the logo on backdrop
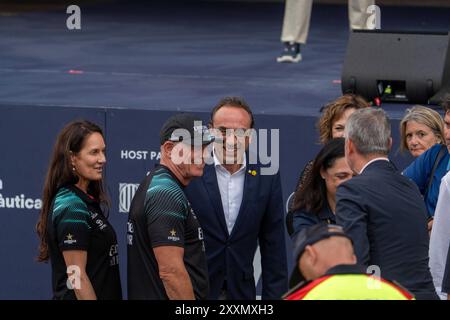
[119,183,139,213]
[0,178,42,210]
[120,126,281,175]
[120,150,161,161]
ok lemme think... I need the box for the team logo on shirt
[168,229,180,242]
[88,210,108,231]
[109,244,119,266]
[198,227,204,241]
[64,233,77,245]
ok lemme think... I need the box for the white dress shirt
[213,151,246,235]
[429,171,450,299]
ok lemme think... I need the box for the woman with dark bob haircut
[36,120,122,300]
[289,138,354,237]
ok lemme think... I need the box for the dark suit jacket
[336,160,438,300]
[185,158,288,300]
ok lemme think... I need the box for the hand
[427,219,434,235]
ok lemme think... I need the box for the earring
[72,166,76,172]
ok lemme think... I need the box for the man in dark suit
[185,97,288,300]
[336,108,438,300]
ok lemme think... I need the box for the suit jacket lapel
[229,163,259,238]
[202,164,229,235]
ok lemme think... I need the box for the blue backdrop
[0,105,413,299]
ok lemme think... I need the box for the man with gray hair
[336,108,438,300]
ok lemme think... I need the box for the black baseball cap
[289,223,353,287]
[160,113,215,146]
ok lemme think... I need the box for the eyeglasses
[213,127,251,138]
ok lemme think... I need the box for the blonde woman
[400,106,444,158]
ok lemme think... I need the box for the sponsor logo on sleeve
[64,233,77,245]
[168,229,180,242]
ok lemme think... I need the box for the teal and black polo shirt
[127,164,209,300]
[47,185,122,300]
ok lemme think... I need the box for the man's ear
[304,245,317,265]
[346,138,354,156]
[247,128,254,146]
[162,141,175,159]
[388,137,393,150]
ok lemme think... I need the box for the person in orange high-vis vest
[283,223,414,300]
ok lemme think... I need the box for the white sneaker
[276,42,302,63]
[276,53,302,63]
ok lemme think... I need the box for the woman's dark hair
[291,138,346,214]
[36,120,108,262]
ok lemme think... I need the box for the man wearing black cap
[283,223,414,300]
[127,113,214,300]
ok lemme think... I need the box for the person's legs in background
[277,0,313,63]
[348,0,375,30]
[277,0,376,63]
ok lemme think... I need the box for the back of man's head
[292,224,357,282]
[345,108,391,156]
[300,236,356,281]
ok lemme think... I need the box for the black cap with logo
[160,113,215,146]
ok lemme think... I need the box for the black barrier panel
[342,30,450,104]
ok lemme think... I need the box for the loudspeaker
[341,30,450,105]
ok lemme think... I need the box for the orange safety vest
[284,274,415,300]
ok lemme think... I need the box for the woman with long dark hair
[290,138,354,237]
[286,95,369,235]
[36,120,122,300]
